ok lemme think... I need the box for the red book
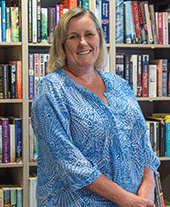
[142,55,149,97]
[156,12,163,44]
[132,1,141,43]
[48,7,56,44]
[9,61,22,99]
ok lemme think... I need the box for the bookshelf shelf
[28,43,52,47]
[159,157,170,161]
[0,162,23,168]
[137,97,170,102]
[29,162,38,167]
[0,42,22,46]
[116,44,170,49]
[0,99,23,103]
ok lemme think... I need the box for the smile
[77,50,91,55]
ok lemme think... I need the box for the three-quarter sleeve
[31,78,102,192]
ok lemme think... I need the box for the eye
[69,35,78,40]
[86,33,93,37]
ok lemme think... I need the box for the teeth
[78,50,90,55]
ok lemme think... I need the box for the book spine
[162,59,168,97]
[37,0,41,43]
[138,2,146,44]
[116,0,124,44]
[11,7,19,42]
[9,64,16,99]
[0,7,2,42]
[163,12,168,45]
[168,62,170,97]
[2,119,10,163]
[48,7,56,44]
[39,54,45,80]
[168,12,170,44]
[34,135,38,162]
[142,54,149,97]
[55,4,60,25]
[101,0,109,44]
[41,8,48,43]
[144,1,153,44]
[0,125,2,163]
[131,54,138,96]
[0,1,6,42]
[4,189,10,205]
[166,122,170,157]
[9,124,16,162]
[77,0,82,7]
[16,61,22,99]
[34,54,40,92]
[29,54,34,99]
[124,54,130,84]
[2,65,9,99]
[149,4,158,44]
[132,1,141,43]
[10,189,17,206]
[29,118,34,162]
[15,119,22,163]
[140,2,148,44]
[157,60,163,97]
[32,0,37,43]
[16,189,23,207]
[28,0,32,43]
[149,64,157,97]
[156,12,163,44]
[82,0,89,9]
[6,7,11,42]
[116,53,124,78]
[0,65,3,99]
[69,0,78,9]
[137,55,142,97]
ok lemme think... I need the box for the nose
[79,36,87,47]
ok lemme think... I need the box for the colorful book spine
[69,0,78,9]
[32,0,37,43]
[29,118,34,162]
[3,188,10,206]
[37,0,41,43]
[15,118,22,163]
[39,54,45,80]
[101,0,109,44]
[0,7,2,42]
[142,54,149,97]
[48,7,56,44]
[131,54,138,96]
[116,0,124,44]
[132,1,141,43]
[2,65,9,99]
[41,8,48,43]
[163,12,168,45]
[34,135,38,162]
[77,0,82,7]
[16,188,23,207]
[6,7,11,42]
[11,7,19,42]
[140,2,148,44]
[29,177,37,207]
[166,121,170,157]
[0,65,3,99]
[56,4,60,25]
[0,1,6,42]
[82,0,89,9]
[9,124,16,162]
[116,53,124,78]
[162,59,168,97]
[1,118,10,163]
[138,2,146,44]
[137,55,142,97]
[28,0,32,43]
[149,64,157,98]
[149,4,158,44]
[10,188,17,206]
[9,64,16,99]
[29,54,34,99]
[124,54,130,84]
[34,54,40,92]
[156,12,163,44]
[0,125,2,163]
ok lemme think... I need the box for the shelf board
[159,157,170,161]
[0,162,23,168]
[116,44,170,49]
[137,97,170,102]
[0,42,22,46]
[28,43,52,47]
[29,162,37,166]
[0,99,23,103]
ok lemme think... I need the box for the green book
[41,8,48,43]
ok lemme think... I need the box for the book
[39,54,46,81]
[89,0,96,13]
[132,1,141,43]
[11,7,19,42]
[32,0,37,43]
[0,7,2,42]
[82,0,89,9]
[116,0,124,44]
[29,54,34,99]
[41,8,48,43]
[130,54,138,96]
[2,65,9,99]
[0,187,10,206]
[163,12,168,45]
[138,2,146,44]
[101,0,109,44]
[34,54,40,93]
[8,64,16,99]
[37,0,41,43]
[55,4,60,25]
[16,187,23,207]
[10,187,17,206]
[140,2,148,44]
[34,135,38,162]
[162,59,168,97]
[156,12,163,44]
[155,172,165,207]
[28,0,32,43]
[149,4,158,44]
[9,117,22,163]
[0,65,3,98]
[142,54,149,97]
[6,7,11,42]
[48,7,56,44]
[0,1,6,42]
[168,62,170,97]
[9,124,16,162]
[0,124,2,163]
[29,176,37,207]
[137,55,142,97]
[124,54,131,85]
[29,118,34,162]
[149,64,157,97]
[9,61,22,99]
[1,117,10,163]
[116,53,124,78]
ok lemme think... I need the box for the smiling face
[64,14,101,71]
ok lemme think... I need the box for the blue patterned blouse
[31,68,160,207]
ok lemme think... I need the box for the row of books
[0,61,22,99]
[146,113,170,157]
[116,53,170,97]
[154,172,165,207]
[29,53,49,99]
[29,118,38,163]
[116,0,169,44]
[29,172,37,207]
[0,186,23,206]
[0,1,21,42]
[0,116,22,163]
[28,0,109,44]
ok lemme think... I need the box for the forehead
[67,15,97,32]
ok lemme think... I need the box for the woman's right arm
[86,173,155,207]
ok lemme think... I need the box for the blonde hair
[47,7,108,74]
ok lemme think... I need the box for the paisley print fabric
[31,68,160,207]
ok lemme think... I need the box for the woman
[31,7,160,207]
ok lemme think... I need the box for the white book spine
[149,64,157,97]
[131,54,137,96]
[163,12,168,45]
[144,2,153,44]
[9,124,16,162]
[32,0,37,43]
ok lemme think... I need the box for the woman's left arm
[137,167,155,202]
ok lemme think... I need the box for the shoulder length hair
[47,7,108,74]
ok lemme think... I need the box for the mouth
[77,50,91,55]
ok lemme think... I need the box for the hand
[117,191,155,207]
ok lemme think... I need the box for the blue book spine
[15,119,22,163]
[0,1,6,42]
[116,0,124,44]
[56,4,60,25]
[162,59,168,97]
[17,189,23,207]
[166,122,170,157]
[77,0,83,7]
[29,54,34,99]
[101,0,109,44]
[9,64,16,99]
[82,0,89,10]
